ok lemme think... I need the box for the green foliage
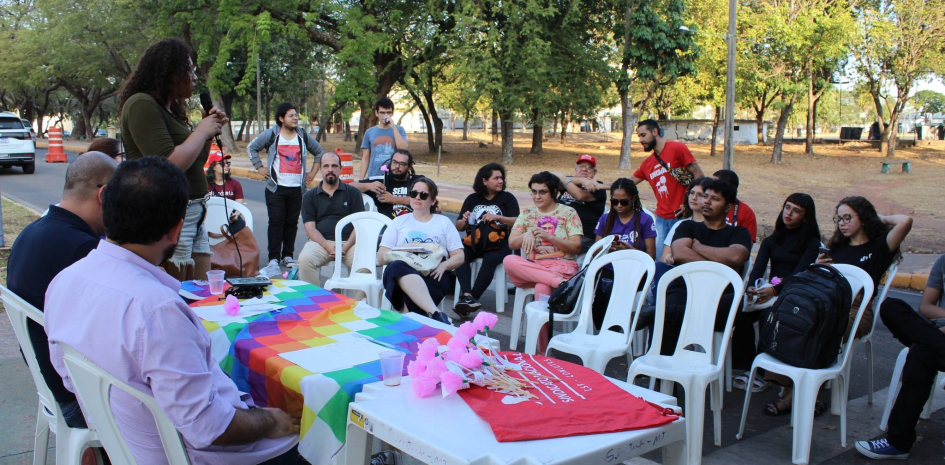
[913,90,945,114]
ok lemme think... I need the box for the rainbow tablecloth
[182,280,453,465]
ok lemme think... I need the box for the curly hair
[118,38,194,121]
[827,196,900,261]
[473,162,506,196]
[205,161,231,184]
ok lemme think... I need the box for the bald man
[7,151,118,429]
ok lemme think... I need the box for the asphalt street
[2,148,940,464]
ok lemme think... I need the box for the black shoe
[453,295,481,317]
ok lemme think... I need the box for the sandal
[763,399,827,417]
[764,399,791,417]
[733,374,770,393]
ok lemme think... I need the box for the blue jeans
[654,216,679,259]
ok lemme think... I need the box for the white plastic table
[344,376,686,465]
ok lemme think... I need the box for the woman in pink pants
[503,171,583,299]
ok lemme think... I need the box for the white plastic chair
[851,263,897,405]
[714,254,754,399]
[545,250,655,373]
[362,193,378,213]
[1,285,103,465]
[206,197,254,245]
[59,343,191,465]
[324,212,392,308]
[627,262,744,465]
[510,236,614,352]
[453,258,508,313]
[879,348,945,430]
[736,265,873,465]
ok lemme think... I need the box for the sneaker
[855,437,909,460]
[259,259,281,278]
[281,257,297,267]
[453,295,481,317]
[370,450,401,465]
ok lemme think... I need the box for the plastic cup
[207,270,226,295]
[537,293,550,306]
[379,350,406,386]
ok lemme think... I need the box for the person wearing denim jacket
[247,102,324,273]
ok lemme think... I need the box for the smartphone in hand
[818,246,831,258]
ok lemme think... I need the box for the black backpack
[759,264,853,369]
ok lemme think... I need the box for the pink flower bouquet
[406,312,531,398]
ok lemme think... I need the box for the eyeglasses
[408,190,430,200]
[390,160,409,168]
[530,189,550,196]
[833,214,855,225]
[611,198,631,207]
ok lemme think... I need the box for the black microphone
[199,92,224,149]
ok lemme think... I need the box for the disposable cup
[537,293,550,305]
[379,350,406,386]
[207,270,226,295]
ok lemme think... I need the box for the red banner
[458,352,678,442]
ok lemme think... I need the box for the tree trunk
[710,105,721,157]
[755,110,765,146]
[618,89,636,169]
[772,98,795,164]
[805,72,816,155]
[530,108,542,154]
[212,93,236,152]
[462,109,469,141]
[500,111,514,164]
[420,81,443,152]
[491,109,499,144]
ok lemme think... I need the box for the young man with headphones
[631,119,704,258]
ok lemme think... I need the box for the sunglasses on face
[611,198,631,207]
[833,214,855,225]
[408,190,430,200]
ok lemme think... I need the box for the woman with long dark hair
[453,163,519,316]
[658,177,709,264]
[736,193,821,395]
[821,195,912,337]
[118,38,227,280]
[746,193,821,305]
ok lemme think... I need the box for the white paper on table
[279,337,389,374]
[241,295,282,305]
[192,303,285,324]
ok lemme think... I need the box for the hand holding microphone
[199,92,228,145]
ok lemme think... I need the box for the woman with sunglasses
[503,171,583,302]
[587,178,656,329]
[206,152,245,204]
[378,178,464,322]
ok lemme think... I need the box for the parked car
[0,111,36,173]
[94,129,107,137]
[20,119,37,139]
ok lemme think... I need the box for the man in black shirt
[297,152,365,287]
[6,152,118,429]
[662,178,751,354]
[353,149,418,218]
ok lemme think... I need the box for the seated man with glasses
[352,148,419,218]
[556,154,607,254]
[360,96,408,179]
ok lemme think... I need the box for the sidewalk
[37,139,937,290]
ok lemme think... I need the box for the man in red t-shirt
[632,119,704,258]
[713,169,758,242]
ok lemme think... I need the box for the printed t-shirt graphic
[632,141,696,219]
[274,134,302,187]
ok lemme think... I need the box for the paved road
[3,149,942,464]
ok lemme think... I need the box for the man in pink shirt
[45,156,304,464]
[632,119,705,258]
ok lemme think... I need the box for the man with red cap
[557,153,606,254]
